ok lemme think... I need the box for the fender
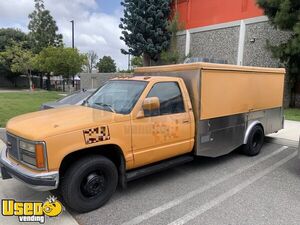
[243,120,263,144]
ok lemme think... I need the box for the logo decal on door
[83,126,110,144]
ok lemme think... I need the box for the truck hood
[6,106,124,140]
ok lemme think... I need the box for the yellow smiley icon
[42,198,63,217]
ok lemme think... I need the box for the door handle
[182,120,190,124]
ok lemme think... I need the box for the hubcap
[81,172,106,197]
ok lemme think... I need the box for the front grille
[6,133,19,160]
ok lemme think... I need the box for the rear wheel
[242,125,264,156]
[61,155,118,213]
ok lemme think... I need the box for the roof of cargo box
[134,62,286,74]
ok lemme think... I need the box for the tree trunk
[28,70,33,91]
[40,74,43,89]
[143,53,151,66]
[46,74,50,90]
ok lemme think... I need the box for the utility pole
[128,54,131,71]
[70,20,75,48]
[70,20,75,88]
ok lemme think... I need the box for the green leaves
[257,0,300,106]
[0,28,28,52]
[257,0,300,75]
[35,47,87,77]
[0,42,35,75]
[28,0,63,53]
[120,0,172,65]
[97,56,117,73]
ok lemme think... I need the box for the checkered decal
[83,126,110,144]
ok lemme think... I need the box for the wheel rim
[80,171,106,198]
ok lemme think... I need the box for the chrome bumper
[0,145,59,191]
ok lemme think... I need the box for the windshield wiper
[94,102,116,113]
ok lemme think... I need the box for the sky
[0,0,129,70]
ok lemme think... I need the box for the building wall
[176,34,187,60]
[176,0,263,29]
[243,21,291,67]
[80,73,127,90]
[190,26,240,64]
[176,19,291,67]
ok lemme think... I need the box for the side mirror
[143,97,160,111]
[136,97,160,119]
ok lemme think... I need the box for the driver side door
[131,81,193,168]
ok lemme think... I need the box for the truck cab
[0,75,195,212]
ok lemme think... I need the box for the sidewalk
[268,120,300,142]
[0,89,28,93]
[0,139,78,225]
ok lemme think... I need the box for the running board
[126,155,194,182]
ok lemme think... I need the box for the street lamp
[70,20,75,48]
[70,20,75,88]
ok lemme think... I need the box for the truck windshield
[86,80,147,114]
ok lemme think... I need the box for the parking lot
[1,138,299,225]
[72,139,300,225]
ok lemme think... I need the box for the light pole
[70,20,75,48]
[70,20,75,88]
[128,54,131,71]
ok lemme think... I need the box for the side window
[145,82,185,116]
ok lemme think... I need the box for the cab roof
[112,75,181,82]
[134,62,286,74]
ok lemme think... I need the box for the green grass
[0,91,63,127]
[284,108,300,122]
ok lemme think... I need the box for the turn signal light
[35,144,45,168]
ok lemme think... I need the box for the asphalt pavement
[73,141,300,225]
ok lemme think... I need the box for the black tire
[61,155,118,213]
[242,125,264,156]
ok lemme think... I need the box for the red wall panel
[176,0,264,29]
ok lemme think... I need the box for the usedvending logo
[1,196,63,223]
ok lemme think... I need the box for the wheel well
[59,144,126,188]
[243,122,265,144]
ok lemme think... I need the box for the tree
[0,43,35,90]
[35,47,87,90]
[119,0,172,66]
[161,11,185,65]
[28,0,63,54]
[0,28,28,51]
[257,0,300,107]
[131,56,143,68]
[0,28,29,86]
[97,56,117,73]
[35,47,87,77]
[86,50,98,73]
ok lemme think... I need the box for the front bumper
[0,145,59,191]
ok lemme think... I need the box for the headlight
[19,140,46,169]
[19,140,35,153]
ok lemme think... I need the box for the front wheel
[61,155,118,213]
[242,125,264,156]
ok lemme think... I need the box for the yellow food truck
[0,63,285,212]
